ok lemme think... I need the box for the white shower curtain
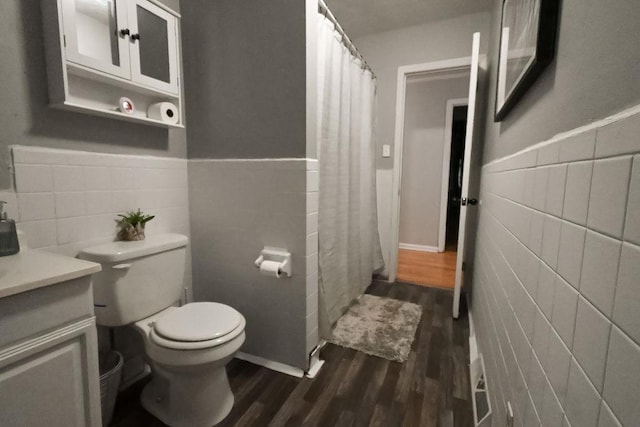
[317,15,385,337]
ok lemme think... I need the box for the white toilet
[79,233,245,427]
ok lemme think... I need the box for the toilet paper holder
[254,247,292,277]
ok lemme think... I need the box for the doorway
[388,34,483,318]
[445,105,468,249]
[396,91,469,289]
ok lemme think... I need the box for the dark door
[445,105,468,248]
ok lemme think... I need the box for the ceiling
[324,0,494,39]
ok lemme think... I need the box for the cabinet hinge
[462,262,466,272]
[63,34,66,47]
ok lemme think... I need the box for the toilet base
[141,362,234,427]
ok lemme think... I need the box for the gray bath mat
[329,294,422,362]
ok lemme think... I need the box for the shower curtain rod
[318,0,377,79]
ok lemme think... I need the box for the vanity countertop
[0,250,101,299]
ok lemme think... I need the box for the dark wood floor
[110,281,472,427]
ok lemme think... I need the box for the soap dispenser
[0,201,19,256]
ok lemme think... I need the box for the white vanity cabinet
[0,251,102,427]
[42,0,183,127]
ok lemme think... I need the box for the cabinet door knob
[131,33,141,41]
[120,28,130,36]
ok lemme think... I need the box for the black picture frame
[494,0,560,122]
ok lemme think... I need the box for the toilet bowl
[79,234,245,427]
[135,303,246,427]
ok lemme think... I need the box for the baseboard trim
[306,356,325,379]
[235,352,304,378]
[306,339,327,379]
[398,243,439,253]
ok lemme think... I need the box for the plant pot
[119,224,146,241]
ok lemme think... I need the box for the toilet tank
[79,233,189,327]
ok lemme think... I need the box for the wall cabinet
[42,0,183,128]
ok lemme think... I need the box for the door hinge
[63,34,66,47]
[462,262,466,272]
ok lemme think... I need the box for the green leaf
[115,209,155,227]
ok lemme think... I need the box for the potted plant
[116,209,155,241]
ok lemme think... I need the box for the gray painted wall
[181,1,316,369]
[182,0,307,159]
[188,159,317,370]
[399,74,469,248]
[470,0,640,425]
[0,0,186,190]
[481,0,640,163]
[354,12,491,170]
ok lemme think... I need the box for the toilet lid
[153,302,242,342]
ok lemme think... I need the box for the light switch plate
[382,144,391,158]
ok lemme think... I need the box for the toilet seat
[149,303,245,350]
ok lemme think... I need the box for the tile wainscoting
[188,158,319,370]
[7,145,191,279]
[472,107,640,426]
[4,145,192,384]
[5,147,320,373]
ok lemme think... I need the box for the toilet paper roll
[260,260,282,278]
[147,102,179,125]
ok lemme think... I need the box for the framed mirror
[494,0,560,122]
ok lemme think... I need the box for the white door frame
[438,98,469,252]
[388,56,473,283]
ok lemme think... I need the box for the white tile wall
[545,164,567,217]
[623,156,640,245]
[305,160,319,355]
[17,193,55,221]
[587,157,632,239]
[572,297,611,392]
[541,215,561,269]
[565,358,600,427]
[13,164,53,193]
[595,114,640,158]
[551,277,578,347]
[473,109,640,426]
[602,327,640,426]
[612,243,640,344]
[562,161,593,225]
[3,147,193,378]
[541,381,564,426]
[556,221,585,289]
[53,165,84,192]
[546,329,571,404]
[559,130,596,163]
[598,400,622,427]
[580,231,621,317]
[8,146,191,265]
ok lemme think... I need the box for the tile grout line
[482,191,624,405]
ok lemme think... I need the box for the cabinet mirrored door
[61,0,131,79]
[127,0,179,94]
